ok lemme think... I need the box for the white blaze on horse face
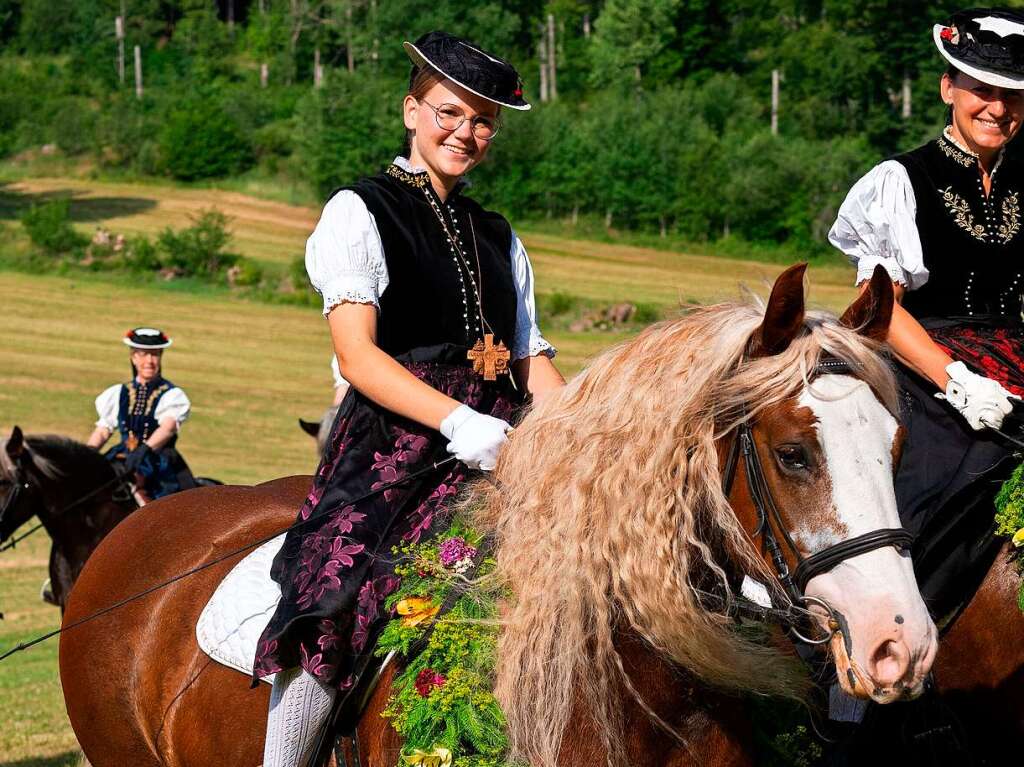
[798,375,938,703]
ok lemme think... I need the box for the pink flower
[414,668,446,697]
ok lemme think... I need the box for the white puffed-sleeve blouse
[94,384,191,431]
[304,158,555,362]
[828,160,928,290]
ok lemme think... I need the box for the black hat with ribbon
[934,8,1024,89]
[123,327,172,350]
[403,31,530,111]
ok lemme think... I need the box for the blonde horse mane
[471,300,898,767]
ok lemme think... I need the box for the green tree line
[2,0,1019,255]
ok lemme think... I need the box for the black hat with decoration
[403,31,530,111]
[934,8,1024,89]
[123,327,173,350]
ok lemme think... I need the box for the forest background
[3,0,1019,259]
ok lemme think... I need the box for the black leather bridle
[722,358,915,645]
[0,468,30,524]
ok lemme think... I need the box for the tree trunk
[572,204,579,226]
[583,13,590,37]
[902,72,912,119]
[547,14,557,101]
[346,1,354,73]
[605,208,613,229]
[538,34,548,103]
[659,215,667,238]
[314,46,323,88]
[133,45,143,99]
[771,68,780,135]
[260,62,269,88]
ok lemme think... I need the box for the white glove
[440,404,511,471]
[936,361,1019,431]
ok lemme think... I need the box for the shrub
[124,236,161,272]
[543,290,578,317]
[159,97,254,180]
[156,209,240,278]
[633,302,660,324]
[229,257,264,287]
[19,197,86,255]
[53,98,95,156]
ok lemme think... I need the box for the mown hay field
[0,177,856,765]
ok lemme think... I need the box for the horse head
[0,426,38,542]
[478,264,936,767]
[740,263,936,703]
[298,406,338,458]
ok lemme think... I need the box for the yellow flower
[396,597,439,627]
[402,746,452,767]
[1012,528,1024,547]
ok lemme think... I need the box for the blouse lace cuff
[512,329,556,361]
[319,272,380,316]
[855,255,909,288]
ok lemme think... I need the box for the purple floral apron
[253,346,518,690]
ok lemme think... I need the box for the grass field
[0,176,857,764]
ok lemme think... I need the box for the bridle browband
[722,357,915,645]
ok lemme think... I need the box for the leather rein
[721,357,915,646]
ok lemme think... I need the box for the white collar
[393,155,426,174]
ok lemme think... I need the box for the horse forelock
[470,299,897,767]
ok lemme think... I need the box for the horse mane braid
[469,300,898,767]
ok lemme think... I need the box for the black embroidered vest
[117,377,177,448]
[894,134,1024,319]
[335,165,518,361]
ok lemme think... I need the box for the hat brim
[403,41,531,111]
[124,338,172,350]
[933,24,1024,89]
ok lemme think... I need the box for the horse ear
[839,265,894,342]
[298,419,320,438]
[750,263,807,357]
[6,426,24,459]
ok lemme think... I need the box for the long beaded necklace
[421,186,511,380]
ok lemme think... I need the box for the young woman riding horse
[250,32,565,767]
[59,267,942,767]
[87,327,195,503]
[826,8,1024,756]
[831,8,1024,620]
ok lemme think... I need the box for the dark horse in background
[0,425,220,611]
[1,427,136,611]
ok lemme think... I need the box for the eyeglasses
[421,100,501,140]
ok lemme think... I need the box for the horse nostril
[868,639,911,687]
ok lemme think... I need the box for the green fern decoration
[993,461,1024,611]
[375,521,511,767]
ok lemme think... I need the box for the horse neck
[558,628,755,767]
[26,438,120,532]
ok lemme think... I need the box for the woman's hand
[937,361,1020,430]
[440,404,511,471]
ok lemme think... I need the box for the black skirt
[894,317,1024,622]
[253,344,520,689]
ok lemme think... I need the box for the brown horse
[58,266,1019,767]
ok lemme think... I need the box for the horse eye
[775,445,809,471]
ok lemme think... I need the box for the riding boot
[263,667,337,767]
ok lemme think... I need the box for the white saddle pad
[196,534,285,684]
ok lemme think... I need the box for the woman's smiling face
[404,78,499,193]
[942,70,1024,156]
